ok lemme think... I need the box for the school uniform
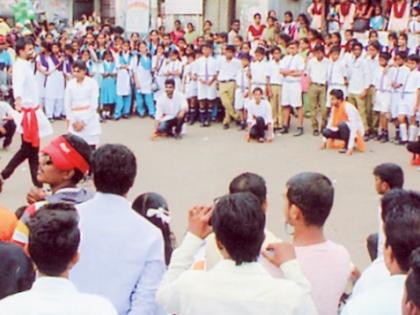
[132,54,155,117]
[162,59,183,91]
[44,55,65,119]
[326,58,348,107]
[250,59,269,92]
[182,63,198,99]
[373,67,393,114]
[235,66,251,110]
[347,56,370,132]
[115,52,133,119]
[194,56,218,101]
[266,59,284,128]
[152,55,167,100]
[0,101,16,149]
[65,76,101,146]
[218,56,241,124]
[246,99,273,139]
[280,54,305,107]
[365,56,381,134]
[390,65,410,119]
[155,91,188,136]
[400,69,420,142]
[35,54,48,106]
[99,61,117,106]
[307,57,329,131]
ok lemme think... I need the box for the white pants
[399,93,417,117]
[391,92,403,119]
[235,89,249,110]
[374,91,391,113]
[282,81,302,108]
[45,98,64,119]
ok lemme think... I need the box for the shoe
[239,122,247,130]
[313,130,320,136]
[369,132,377,140]
[338,149,347,154]
[398,140,408,145]
[223,124,230,130]
[376,133,383,141]
[293,127,304,137]
[363,135,370,142]
[113,116,121,121]
[204,120,211,127]
[122,115,129,119]
[380,134,389,143]
[280,127,289,134]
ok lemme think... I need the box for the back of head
[406,247,420,310]
[28,203,80,277]
[211,192,266,265]
[286,172,334,227]
[373,163,404,190]
[92,144,137,196]
[0,242,35,299]
[229,172,267,207]
[383,190,420,272]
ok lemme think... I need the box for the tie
[205,58,209,82]
[401,72,410,99]
[241,69,245,93]
[328,63,334,84]
[380,69,385,91]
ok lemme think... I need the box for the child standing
[114,41,132,120]
[99,50,117,120]
[183,52,198,124]
[235,54,252,130]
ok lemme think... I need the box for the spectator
[402,247,420,315]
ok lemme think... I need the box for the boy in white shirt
[326,46,348,108]
[235,53,252,130]
[280,41,305,136]
[398,54,420,144]
[250,47,269,94]
[266,47,284,132]
[307,45,329,135]
[246,87,273,143]
[365,41,381,139]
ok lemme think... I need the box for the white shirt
[116,52,132,96]
[341,275,406,315]
[402,69,420,93]
[235,66,251,93]
[250,60,269,85]
[131,55,153,94]
[246,99,273,126]
[365,56,380,86]
[64,76,101,145]
[71,193,166,315]
[267,59,284,85]
[374,67,393,92]
[347,56,370,94]
[156,233,317,315]
[390,65,410,93]
[327,59,347,86]
[352,257,390,297]
[194,56,218,80]
[13,58,39,107]
[307,57,330,84]
[0,277,117,315]
[0,101,16,125]
[155,91,188,121]
[280,54,305,83]
[217,56,241,81]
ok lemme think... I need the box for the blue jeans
[115,94,132,118]
[135,92,155,117]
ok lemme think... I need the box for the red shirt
[248,24,266,38]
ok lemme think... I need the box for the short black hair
[406,247,420,308]
[313,44,325,53]
[286,172,334,227]
[15,37,33,55]
[330,45,341,54]
[373,163,404,190]
[271,46,281,54]
[330,89,344,100]
[28,203,80,277]
[396,51,408,60]
[253,87,263,94]
[212,193,265,265]
[408,54,420,64]
[229,172,267,206]
[352,41,363,50]
[164,78,176,87]
[379,52,392,61]
[255,47,265,55]
[254,13,261,19]
[73,60,87,72]
[62,134,92,184]
[368,40,381,51]
[383,190,420,272]
[225,45,236,53]
[0,242,35,300]
[92,144,137,196]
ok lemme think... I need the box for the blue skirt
[100,77,117,105]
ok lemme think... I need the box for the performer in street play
[0,38,52,188]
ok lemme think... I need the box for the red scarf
[340,1,351,16]
[393,1,407,18]
[312,2,323,15]
[22,106,40,148]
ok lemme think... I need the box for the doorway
[73,0,94,20]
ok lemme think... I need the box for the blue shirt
[70,192,166,315]
[0,50,12,70]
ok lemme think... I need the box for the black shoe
[376,133,383,141]
[363,135,370,142]
[338,149,347,154]
[223,124,230,130]
[369,132,377,140]
[313,130,320,136]
[204,120,211,127]
[398,140,408,145]
[280,126,289,134]
[113,116,121,121]
[122,115,129,119]
[380,134,389,143]
[294,127,304,137]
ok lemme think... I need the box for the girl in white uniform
[162,50,183,91]
[182,52,198,124]
[35,42,49,107]
[152,45,166,101]
[235,54,252,129]
[114,41,133,119]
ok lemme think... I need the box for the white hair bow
[146,207,171,224]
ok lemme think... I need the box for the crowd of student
[0,134,419,315]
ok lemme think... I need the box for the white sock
[400,123,408,141]
[409,125,418,142]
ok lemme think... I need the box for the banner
[126,0,150,34]
[165,0,203,15]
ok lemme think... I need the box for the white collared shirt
[347,56,370,94]
[402,69,420,93]
[267,59,284,85]
[390,65,410,93]
[327,59,347,86]
[194,56,218,80]
[71,192,166,315]
[155,91,188,121]
[157,233,317,315]
[13,58,39,107]
[0,277,117,315]
[373,67,393,92]
[246,99,273,126]
[280,54,305,83]
[307,57,330,84]
[352,257,390,297]
[342,274,406,315]
[250,59,269,85]
[218,56,241,81]
[365,55,380,85]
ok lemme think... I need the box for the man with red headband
[12,133,93,246]
[0,38,52,188]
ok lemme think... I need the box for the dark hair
[382,190,420,272]
[287,40,299,47]
[408,54,420,64]
[0,242,35,299]
[254,13,262,19]
[345,29,354,36]
[225,45,236,53]
[285,11,293,18]
[229,172,267,206]
[212,193,265,265]
[286,172,334,227]
[253,87,263,94]
[379,52,392,61]
[15,37,33,55]
[72,60,87,72]
[62,134,92,184]
[368,40,381,51]
[132,192,173,265]
[28,203,80,277]
[352,41,363,50]
[271,46,281,54]
[406,247,420,308]
[330,89,344,100]
[330,45,341,54]
[399,33,408,41]
[313,44,325,53]
[241,53,251,61]
[164,78,176,87]
[254,47,265,55]
[92,144,137,196]
[373,163,404,190]
[396,51,408,60]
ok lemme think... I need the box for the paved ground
[1,117,419,269]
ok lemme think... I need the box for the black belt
[312,83,326,86]
[270,83,282,86]
[219,80,235,83]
